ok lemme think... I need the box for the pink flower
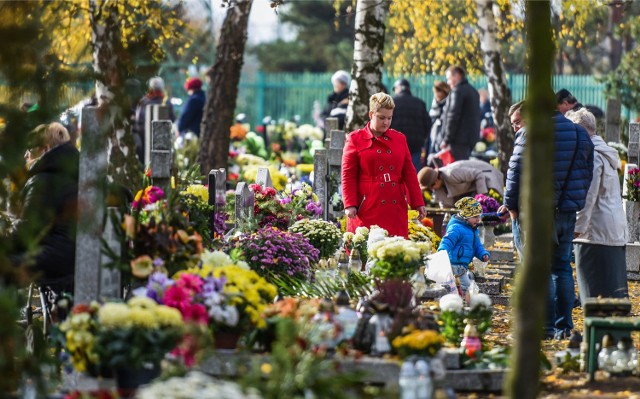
[162,285,191,310]
[132,185,165,208]
[177,273,203,294]
[263,187,277,197]
[182,303,209,325]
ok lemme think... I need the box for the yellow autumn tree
[386,0,523,75]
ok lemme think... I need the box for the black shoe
[567,330,582,349]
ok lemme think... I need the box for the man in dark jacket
[178,77,206,137]
[11,123,79,281]
[320,70,350,132]
[391,79,431,171]
[440,66,481,161]
[499,105,594,340]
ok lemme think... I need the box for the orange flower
[230,123,247,140]
[421,217,434,228]
[283,159,297,167]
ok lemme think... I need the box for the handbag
[552,130,580,246]
[436,149,455,167]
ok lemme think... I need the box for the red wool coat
[342,123,425,238]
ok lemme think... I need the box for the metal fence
[225,72,613,128]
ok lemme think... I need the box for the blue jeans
[512,217,524,261]
[545,211,576,337]
[452,265,471,294]
[411,152,422,172]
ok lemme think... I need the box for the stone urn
[479,225,496,248]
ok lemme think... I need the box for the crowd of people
[338,70,628,341]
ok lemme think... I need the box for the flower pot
[115,362,161,398]
[214,331,241,350]
[479,225,496,248]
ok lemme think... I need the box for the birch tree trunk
[345,0,388,132]
[198,0,253,173]
[90,0,140,191]
[475,0,513,177]
[505,1,555,397]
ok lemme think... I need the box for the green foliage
[95,326,182,369]
[603,46,640,112]
[242,318,364,399]
[462,346,510,370]
[438,310,466,346]
[270,270,374,299]
[556,351,580,374]
[252,0,355,72]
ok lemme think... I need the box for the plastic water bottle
[399,360,418,399]
[414,359,433,399]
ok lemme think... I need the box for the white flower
[469,293,492,310]
[201,250,233,268]
[355,226,369,236]
[439,294,464,313]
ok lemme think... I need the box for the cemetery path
[456,280,640,398]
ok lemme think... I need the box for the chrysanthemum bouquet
[626,167,640,201]
[437,293,493,346]
[289,218,341,259]
[343,226,370,264]
[236,227,320,281]
[249,183,291,230]
[58,298,184,372]
[368,237,431,280]
[408,210,440,249]
[474,193,504,226]
[280,183,323,221]
[147,263,277,335]
[179,184,227,241]
[392,326,445,358]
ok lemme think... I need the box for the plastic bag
[426,251,457,293]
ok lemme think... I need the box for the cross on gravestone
[325,117,339,136]
[144,105,171,166]
[208,169,226,235]
[605,99,621,143]
[256,167,274,189]
[623,163,640,243]
[234,182,255,232]
[628,122,640,166]
[150,120,172,191]
[75,107,121,303]
[313,149,328,219]
[326,130,346,220]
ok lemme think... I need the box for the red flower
[72,303,92,315]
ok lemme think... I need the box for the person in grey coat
[417,160,504,208]
[566,108,628,305]
[439,66,481,161]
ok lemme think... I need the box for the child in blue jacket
[438,197,490,294]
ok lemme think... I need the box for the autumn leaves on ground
[452,275,640,399]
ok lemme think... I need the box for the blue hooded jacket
[437,215,489,267]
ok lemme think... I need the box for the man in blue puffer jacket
[498,103,594,340]
[438,197,490,295]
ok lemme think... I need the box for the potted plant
[58,298,184,394]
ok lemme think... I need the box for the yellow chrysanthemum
[154,305,183,327]
[98,303,131,329]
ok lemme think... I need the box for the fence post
[255,71,266,129]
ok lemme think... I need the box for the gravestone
[327,130,346,220]
[100,208,122,300]
[313,149,328,218]
[208,169,227,235]
[628,122,640,167]
[256,167,273,189]
[234,182,255,232]
[74,107,121,303]
[325,117,339,135]
[605,99,621,143]
[150,120,172,191]
[144,104,170,166]
[623,163,640,243]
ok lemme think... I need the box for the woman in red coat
[342,92,426,238]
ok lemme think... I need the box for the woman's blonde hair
[369,92,395,113]
[566,108,596,136]
[30,122,70,149]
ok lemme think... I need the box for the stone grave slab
[444,369,506,392]
[626,243,640,272]
[489,295,511,306]
[488,249,515,263]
